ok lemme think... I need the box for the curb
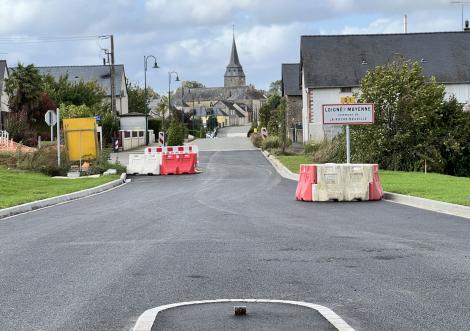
[261,150,299,181]
[384,192,470,219]
[133,299,355,331]
[0,173,127,219]
[261,150,470,219]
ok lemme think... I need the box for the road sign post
[56,108,60,166]
[322,103,375,163]
[45,110,57,142]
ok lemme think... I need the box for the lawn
[275,154,470,207]
[0,167,119,208]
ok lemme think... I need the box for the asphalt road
[1,140,470,330]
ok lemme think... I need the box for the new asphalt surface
[152,302,334,330]
[1,131,470,330]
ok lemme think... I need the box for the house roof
[0,60,7,93]
[193,107,228,117]
[300,31,470,88]
[175,85,265,102]
[282,63,301,96]
[34,64,126,96]
[215,101,245,117]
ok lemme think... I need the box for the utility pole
[110,35,117,115]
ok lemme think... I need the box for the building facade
[300,31,470,142]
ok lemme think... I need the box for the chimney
[465,20,470,31]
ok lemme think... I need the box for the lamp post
[168,71,180,124]
[144,55,159,145]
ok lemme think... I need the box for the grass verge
[275,154,470,207]
[0,167,119,209]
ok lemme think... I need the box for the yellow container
[63,118,98,161]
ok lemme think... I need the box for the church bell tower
[224,29,246,87]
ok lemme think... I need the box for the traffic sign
[261,127,268,137]
[45,110,57,126]
[94,115,102,122]
[322,104,374,125]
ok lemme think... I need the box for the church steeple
[224,27,246,87]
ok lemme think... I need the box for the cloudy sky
[0,0,466,93]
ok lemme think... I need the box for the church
[174,33,266,127]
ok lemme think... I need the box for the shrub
[306,137,346,164]
[167,120,184,146]
[262,136,282,150]
[250,133,263,148]
[82,148,126,175]
[15,145,70,176]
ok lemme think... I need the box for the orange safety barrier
[161,154,180,175]
[369,164,384,201]
[179,153,197,174]
[295,164,317,201]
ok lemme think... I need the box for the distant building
[300,31,470,142]
[35,64,129,115]
[174,32,265,125]
[0,60,9,130]
[281,63,302,143]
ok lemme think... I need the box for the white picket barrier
[127,154,145,174]
[0,130,10,147]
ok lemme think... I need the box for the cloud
[0,0,466,91]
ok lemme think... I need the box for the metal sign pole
[56,108,60,166]
[50,113,54,142]
[346,124,351,164]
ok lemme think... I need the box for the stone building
[282,63,303,143]
[174,33,265,125]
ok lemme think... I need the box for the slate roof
[0,60,7,94]
[300,32,470,88]
[282,63,301,96]
[193,107,228,117]
[34,65,126,96]
[175,86,265,102]
[216,100,245,117]
[225,36,245,78]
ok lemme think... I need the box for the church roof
[228,36,242,68]
[225,34,245,79]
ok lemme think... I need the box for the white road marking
[132,299,355,331]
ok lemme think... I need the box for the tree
[268,80,282,96]
[353,59,470,176]
[183,81,205,89]
[43,74,106,109]
[166,119,184,146]
[259,94,281,129]
[5,63,44,117]
[4,63,45,145]
[126,81,157,114]
[206,115,218,131]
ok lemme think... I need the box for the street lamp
[144,55,159,145]
[168,71,180,125]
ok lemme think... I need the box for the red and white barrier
[295,163,384,202]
